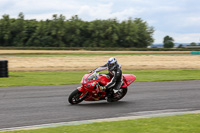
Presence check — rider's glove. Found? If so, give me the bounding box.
[100,86,106,91]
[88,70,94,73]
[88,70,92,73]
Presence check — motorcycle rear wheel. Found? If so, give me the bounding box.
[108,87,128,102]
[117,87,128,101]
[68,89,85,104]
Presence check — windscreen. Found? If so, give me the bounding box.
[87,73,98,81]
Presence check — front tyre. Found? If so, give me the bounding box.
[68,89,85,105]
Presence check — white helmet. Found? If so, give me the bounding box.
[107,57,118,71]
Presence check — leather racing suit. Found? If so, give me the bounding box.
[93,63,123,90]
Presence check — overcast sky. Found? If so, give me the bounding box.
[0,0,200,44]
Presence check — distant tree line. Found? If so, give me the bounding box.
[189,42,200,46]
[163,35,200,48]
[0,13,155,48]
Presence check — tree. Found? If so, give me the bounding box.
[163,35,174,48]
[12,12,27,46]
[190,42,197,46]
[50,14,66,47]
[118,18,137,47]
[24,19,38,46]
[0,14,12,46]
[134,18,154,48]
[178,44,183,48]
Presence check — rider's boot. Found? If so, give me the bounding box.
[106,89,114,102]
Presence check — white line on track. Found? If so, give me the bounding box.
[1,109,200,132]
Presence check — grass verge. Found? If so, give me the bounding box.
[0,69,200,87]
[2,113,200,133]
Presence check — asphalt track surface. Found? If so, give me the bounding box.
[0,80,200,129]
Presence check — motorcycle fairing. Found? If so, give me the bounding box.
[77,72,136,101]
[121,74,136,88]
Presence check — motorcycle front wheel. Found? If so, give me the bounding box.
[68,89,85,105]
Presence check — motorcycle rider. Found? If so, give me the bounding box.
[92,57,123,102]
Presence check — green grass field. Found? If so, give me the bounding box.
[2,113,200,133]
[0,69,200,87]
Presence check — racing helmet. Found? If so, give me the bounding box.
[107,57,118,71]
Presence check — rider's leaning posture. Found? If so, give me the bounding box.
[92,57,123,101]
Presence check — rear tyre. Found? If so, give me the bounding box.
[116,87,128,101]
[68,89,85,105]
[107,87,128,102]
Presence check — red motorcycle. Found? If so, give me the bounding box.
[68,71,136,104]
